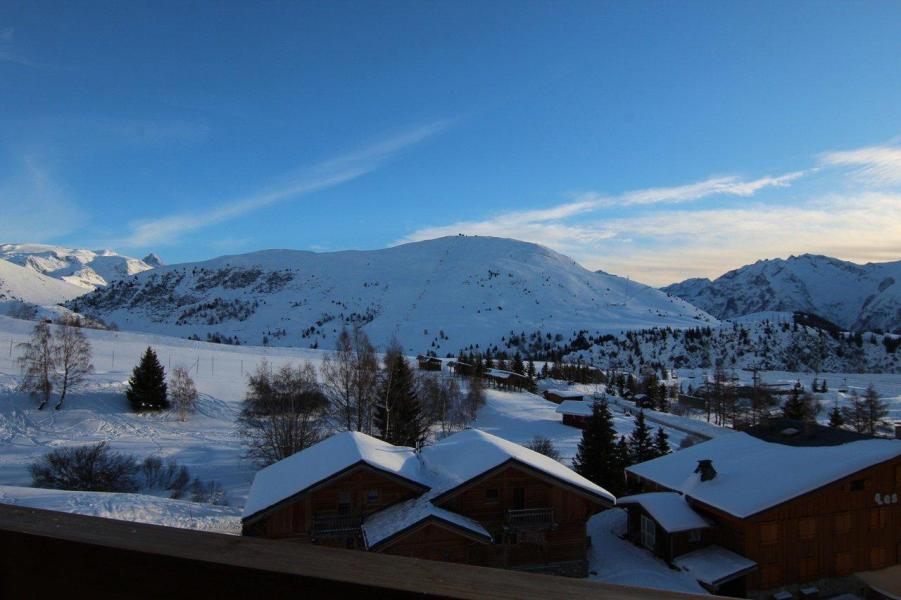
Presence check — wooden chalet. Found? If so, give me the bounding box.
[623,429,901,595]
[417,355,443,371]
[484,369,533,392]
[447,361,474,376]
[543,389,584,404]
[242,429,615,576]
[555,400,593,429]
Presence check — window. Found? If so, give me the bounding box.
[640,515,656,551]
[366,489,379,504]
[850,478,867,491]
[835,552,853,576]
[834,512,852,534]
[485,488,499,502]
[338,491,351,515]
[760,521,779,545]
[799,517,816,540]
[869,507,887,530]
[512,487,525,510]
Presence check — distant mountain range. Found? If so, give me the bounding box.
[0,244,157,291]
[65,236,714,352]
[662,254,900,333]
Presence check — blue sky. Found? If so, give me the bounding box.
[1,1,900,285]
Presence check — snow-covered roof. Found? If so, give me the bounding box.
[617,492,711,533]
[555,399,593,417]
[423,429,615,504]
[626,432,901,518]
[243,431,428,520]
[673,545,757,587]
[362,494,492,549]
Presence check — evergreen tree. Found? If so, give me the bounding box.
[654,427,670,457]
[374,342,426,448]
[782,381,806,420]
[614,435,632,488]
[572,400,624,496]
[828,402,845,428]
[511,352,525,375]
[126,347,169,412]
[629,410,656,463]
[526,358,537,379]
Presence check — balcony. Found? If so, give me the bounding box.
[505,508,556,531]
[311,514,362,539]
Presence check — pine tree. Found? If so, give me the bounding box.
[374,342,426,448]
[526,359,536,379]
[511,352,525,375]
[654,427,670,457]
[629,410,656,463]
[782,381,806,420]
[126,347,169,412]
[828,403,845,428]
[572,400,624,495]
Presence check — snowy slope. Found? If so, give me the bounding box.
[0,243,155,291]
[662,254,901,333]
[0,258,86,308]
[69,235,714,353]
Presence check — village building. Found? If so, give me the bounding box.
[622,426,901,596]
[447,360,474,376]
[483,368,533,392]
[242,429,614,576]
[543,389,584,404]
[555,399,593,429]
[416,355,443,371]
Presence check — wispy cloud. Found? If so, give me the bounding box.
[0,156,86,241]
[117,121,450,247]
[0,27,44,69]
[821,143,901,185]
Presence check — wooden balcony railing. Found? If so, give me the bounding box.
[311,514,362,539]
[0,504,725,599]
[505,507,556,531]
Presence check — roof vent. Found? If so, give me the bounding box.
[695,459,717,482]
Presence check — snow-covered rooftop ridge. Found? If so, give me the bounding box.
[361,493,491,549]
[422,428,616,504]
[545,389,585,397]
[555,399,594,417]
[242,431,427,519]
[626,432,901,518]
[673,545,757,587]
[617,492,711,533]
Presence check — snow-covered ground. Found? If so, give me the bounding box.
[0,485,241,533]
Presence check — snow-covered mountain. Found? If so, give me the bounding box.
[68,236,715,352]
[0,244,156,291]
[661,255,901,333]
[0,258,86,306]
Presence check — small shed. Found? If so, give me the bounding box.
[543,389,584,404]
[555,400,594,429]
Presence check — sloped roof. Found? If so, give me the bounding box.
[423,429,615,504]
[362,493,491,549]
[626,432,901,518]
[617,492,711,533]
[545,389,584,398]
[555,399,593,417]
[243,431,428,520]
[674,545,757,588]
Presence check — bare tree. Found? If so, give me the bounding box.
[526,435,561,461]
[17,321,55,410]
[320,327,380,433]
[239,360,327,465]
[51,316,94,410]
[169,366,199,422]
[463,376,485,421]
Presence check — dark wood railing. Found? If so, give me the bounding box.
[312,514,362,538]
[506,507,555,531]
[0,504,723,599]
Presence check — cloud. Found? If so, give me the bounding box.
[0,156,86,241]
[821,143,901,185]
[117,121,450,247]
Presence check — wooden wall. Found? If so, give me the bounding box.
[435,463,606,567]
[380,522,478,564]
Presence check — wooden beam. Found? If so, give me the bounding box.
[0,504,721,599]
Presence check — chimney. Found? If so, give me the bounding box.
[695,459,717,482]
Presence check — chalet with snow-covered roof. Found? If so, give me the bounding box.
[543,389,584,404]
[623,430,901,595]
[242,429,614,576]
[555,399,593,429]
[484,369,533,392]
[416,355,443,371]
[447,360,474,376]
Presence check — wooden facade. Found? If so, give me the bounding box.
[242,462,427,548]
[561,413,590,429]
[417,356,443,371]
[544,390,584,404]
[628,455,901,593]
